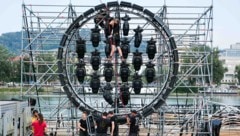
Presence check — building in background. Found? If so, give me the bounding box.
[219,43,240,84]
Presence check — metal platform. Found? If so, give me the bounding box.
[0,101,31,136]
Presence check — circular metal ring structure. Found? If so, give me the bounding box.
[57,1,178,118]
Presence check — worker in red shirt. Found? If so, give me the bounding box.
[32,113,47,136]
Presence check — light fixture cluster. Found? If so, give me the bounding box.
[75,12,158,106]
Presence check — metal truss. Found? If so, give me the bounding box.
[20,1,228,136]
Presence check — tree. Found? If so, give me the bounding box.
[0,31,21,55]
[235,65,240,84]
[180,46,226,87]
[212,48,227,85]
[0,45,13,82]
[35,53,57,82]
[9,60,21,83]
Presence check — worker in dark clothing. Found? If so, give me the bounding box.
[107,18,124,61]
[78,111,88,136]
[108,111,119,136]
[127,110,139,136]
[96,112,110,136]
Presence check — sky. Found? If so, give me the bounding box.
[0,0,239,49]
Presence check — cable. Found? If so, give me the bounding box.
[23,4,41,113]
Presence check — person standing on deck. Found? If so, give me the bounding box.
[127,110,139,136]
[108,111,119,136]
[78,111,88,136]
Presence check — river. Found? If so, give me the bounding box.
[1,92,240,106]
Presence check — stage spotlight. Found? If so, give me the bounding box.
[120,61,130,82]
[146,37,156,59]
[76,37,86,59]
[120,84,130,105]
[103,83,113,105]
[91,25,101,47]
[90,49,101,71]
[120,38,130,59]
[104,62,113,82]
[75,60,86,83]
[132,73,142,94]
[145,61,155,83]
[132,49,143,71]
[90,72,100,94]
[133,25,143,48]
[121,14,131,36]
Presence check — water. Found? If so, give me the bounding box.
[0,92,239,106]
[212,94,240,106]
[0,92,21,100]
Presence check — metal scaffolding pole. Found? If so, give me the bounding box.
[20,1,222,135]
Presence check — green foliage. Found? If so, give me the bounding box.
[174,86,198,93]
[0,31,60,55]
[180,46,226,90]
[9,61,21,82]
[0,87,20,92]
[0,45,14,82]
[0,45,21,83]
[0,32,21,55]
[235,65,240,84]
[35,53,57,81]
[21,53,57,83]
[212,48,227,84]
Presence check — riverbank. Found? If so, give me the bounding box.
[0,86,54,92]
[0,87,21,92]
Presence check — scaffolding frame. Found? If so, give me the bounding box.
[21,1,239,136]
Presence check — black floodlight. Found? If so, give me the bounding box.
[145,61,155,83]
[90,49,101,71]
[146,37,157,59]
[76,37,86,59]
[90,72,100,94]
[103,83,113,105]
[120,38,130,59]
[132,49,143,71]
[121,14,131,36]
[103,62,113,82]
[75,61,86,83]
[91,25,101,47]
[132,73,142,94]
[120,84,130,105]
[120,61,130,82]
[134,25,143,48]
